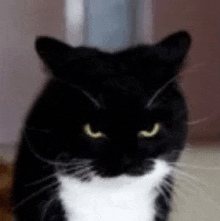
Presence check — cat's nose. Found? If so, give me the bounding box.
[121,153,135,169]
[122,154,132,165]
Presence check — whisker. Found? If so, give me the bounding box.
[60,161,92,170]
[172,182,217,219]
[173,169,218,199]
[25,127,53,133]
[170,162,220,171]
[13,182,58,211]
[59,158,93,168]
[173,167,220,194]
[145,76,177,108]
[172,188,189,199]
[41,196,57,221]
[171,164,220,216]
[162,178,173,190]
[187,111,219,125]
[184,62,207,73]
[68,159,93,166]
[175,175,220,212]
[25,168,75,187]
[63,164,91,171]
[174,174,201,195]
[24,129,93,168]
[79,171,96,181]
[157,185,171,205]
[23,131,73,167]
[25,174,57,187]
[72,166,94,177]
[174,109,187,121]
[172,167,209,186]
[26,160,93,187]
[25,162,93,187]
[51,75,101,109]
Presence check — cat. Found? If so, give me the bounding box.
[13,31,191,221]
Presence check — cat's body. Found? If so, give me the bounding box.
[13,31,191,221]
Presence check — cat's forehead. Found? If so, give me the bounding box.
[98,76,145,110]
[102,75,145,95]
[97,71,169,110]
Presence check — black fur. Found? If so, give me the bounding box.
[13,31,191,221]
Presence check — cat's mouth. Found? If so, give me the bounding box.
[91,156,155,178]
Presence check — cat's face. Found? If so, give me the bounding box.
[25,31,191,179]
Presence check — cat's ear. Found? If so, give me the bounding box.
[154,31,191,64]
[35,36,75,71]
[35,36,102,75]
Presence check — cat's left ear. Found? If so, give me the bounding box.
[154,31,191,64]
[35,36,75,71]
[35,36,99,72]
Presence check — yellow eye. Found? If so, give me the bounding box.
[138,123,161,138]
[83,123,105,139]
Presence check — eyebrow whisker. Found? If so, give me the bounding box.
[145,76,177,109]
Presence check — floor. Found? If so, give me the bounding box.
[0,141,219,221]
[170,142,220,221]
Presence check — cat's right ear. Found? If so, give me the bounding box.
[154,31,191,64]
[35,36,74,71]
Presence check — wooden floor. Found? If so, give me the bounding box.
[0,161,14,221]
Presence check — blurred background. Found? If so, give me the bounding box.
[0,0,219,220]
[0,0,219,144]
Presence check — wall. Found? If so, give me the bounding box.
[0,0,154,144]
[0,0,219,144]
[153,0,220,141]
[0,0,66,143]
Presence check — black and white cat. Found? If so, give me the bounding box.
[13,31,191,221]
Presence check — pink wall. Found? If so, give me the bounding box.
[0,0,65,143]
[0,0,219,143]
[153,0,220,141]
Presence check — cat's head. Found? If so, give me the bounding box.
[24,31,191,178]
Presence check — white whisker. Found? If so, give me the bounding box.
[184,62,207,73]
[173,165,220,212]
[157,185,171,205]
[72,166,93,177]
[24,131,74,167]
[26,160,93,187]
[170,162,220,171]
[13,182,58,210]
[187,111,219,125]
[25,174,57,187]
[174,174,200,195]
[146,76,177,108]
[41,196,57,221]
[52,76,101,108]
[175,175,220,212]
[173,165,220,192]
[172,167,208,186]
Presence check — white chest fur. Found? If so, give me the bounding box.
[58,160,171,221]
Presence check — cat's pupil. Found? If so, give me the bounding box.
[138,123,161,138]
[84,122,161,139]
[83,123,105,139]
